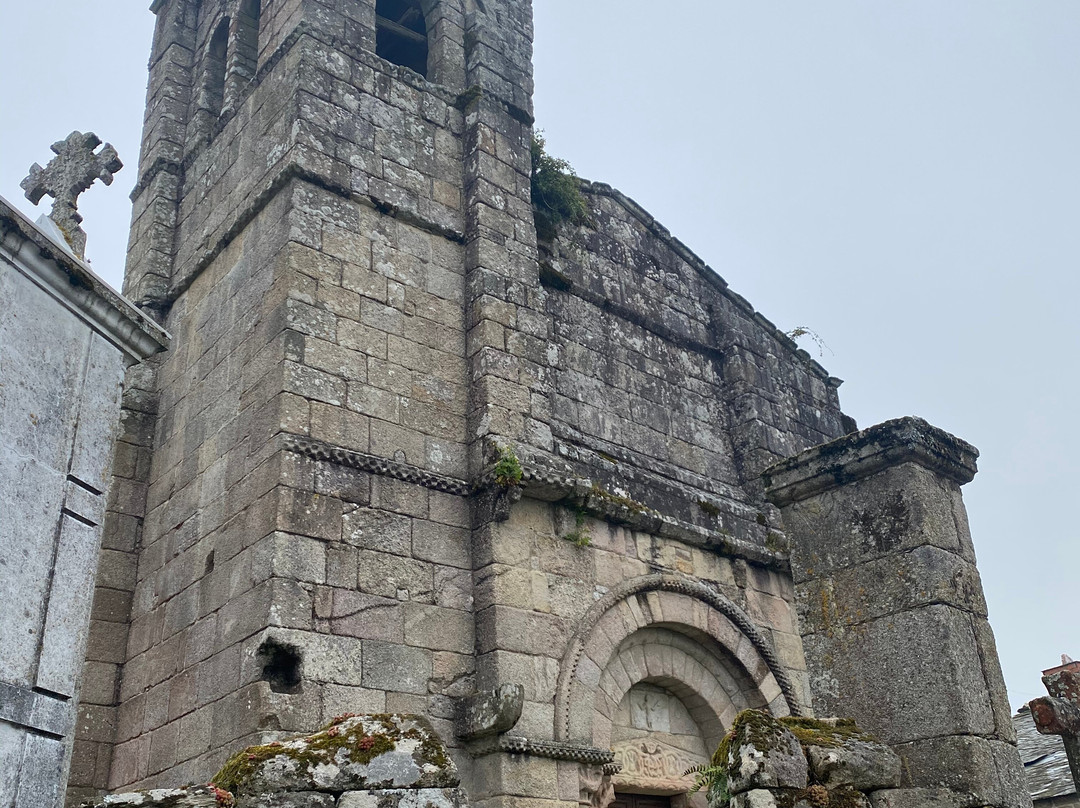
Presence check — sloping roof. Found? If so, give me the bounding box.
[1015,708,1076,801]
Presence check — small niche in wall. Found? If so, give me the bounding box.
[257,638,303,694]
[376,0,429,77]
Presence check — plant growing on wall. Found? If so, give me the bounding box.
[493,444,523,488]
[531,132,590,241]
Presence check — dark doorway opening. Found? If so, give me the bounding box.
[611,795,673,808]
[376,0,429,77]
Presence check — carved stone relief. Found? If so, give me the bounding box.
[611,738,701,793]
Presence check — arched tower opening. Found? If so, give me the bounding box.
[202,17,230,120]
[376,0,430,77]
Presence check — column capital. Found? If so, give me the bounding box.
[763,416,979,507]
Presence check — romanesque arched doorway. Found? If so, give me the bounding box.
[557,574,805,807]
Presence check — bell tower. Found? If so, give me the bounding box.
[71,0,542,799]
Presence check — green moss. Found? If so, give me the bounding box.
[454,85,483,110]
[698,499,722,517]
[493,445,523,488]
[589,484,651,515]
[531,133,589,241]
[779,716,873,749]
[211,714,444,797]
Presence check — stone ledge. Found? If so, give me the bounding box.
[0,196,170,362]
[763,417,979,507]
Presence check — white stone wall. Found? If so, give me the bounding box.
[0,200,167,808]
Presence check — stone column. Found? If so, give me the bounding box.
[763,417,1030,808]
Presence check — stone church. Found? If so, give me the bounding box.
[11,0,1043,806]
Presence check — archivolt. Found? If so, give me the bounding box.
[554,573,806,743]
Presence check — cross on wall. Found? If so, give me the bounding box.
[1030,657,1080,791]
[20,130,123,259]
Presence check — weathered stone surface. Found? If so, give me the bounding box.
[456,684,524,740]
[725,711,809,795]
[338,788,467,808]
[766,420,1030,807]
[868,788,965,808]
[21,130,123,257]
[891,735,1027,808]
[730,790,777,808]
[237,792,336,808]
[805,738,901,791]
[0,197,166,808]
[212,714,458,796]
[88,785,217,808]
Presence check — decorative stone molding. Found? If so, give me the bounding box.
[515,466,790,571]
[282,434,470,496]
[555,573,805,744]
[470,735,618,765]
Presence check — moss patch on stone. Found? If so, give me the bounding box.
[778,716,874,749]
[210,713,449,797]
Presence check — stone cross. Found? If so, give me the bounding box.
[1029,657,1080,790]
[20,131,123,259]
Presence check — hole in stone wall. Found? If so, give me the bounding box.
[257,639,303,694]
[204,550,215,575]
[376,0,429,77]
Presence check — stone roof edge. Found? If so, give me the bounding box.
[0,195,171,362]
[578,179,840,387]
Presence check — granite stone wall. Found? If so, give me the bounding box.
[70,0,1020,806]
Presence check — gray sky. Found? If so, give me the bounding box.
[1,1,1075,712]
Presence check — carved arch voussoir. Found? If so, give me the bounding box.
[554,573,805,742]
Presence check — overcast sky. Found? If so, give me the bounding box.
[1,2,1075,713]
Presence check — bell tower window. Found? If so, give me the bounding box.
[376,0,429,78]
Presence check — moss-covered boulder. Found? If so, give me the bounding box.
[722,711,809,795]
[211,714,458,798]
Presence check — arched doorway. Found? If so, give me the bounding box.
[558,574,805,808]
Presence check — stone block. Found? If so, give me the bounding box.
[238,793,336,808]
[805,737,901,791]
[262,629,365,687]
[362,640,432,694]
[795,545,987,637]
[802,605,996,745]
[403,604,473,653]
[344,507,413,555]
[725,711,808,794]
[730,790,777,808]
[358,550,433,603]
[891,735,1030,808]
[868,789,966,808]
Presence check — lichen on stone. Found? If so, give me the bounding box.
[777,717,871,750]
[210,713,457,797]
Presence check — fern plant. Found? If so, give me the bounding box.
[684,763,730,807]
